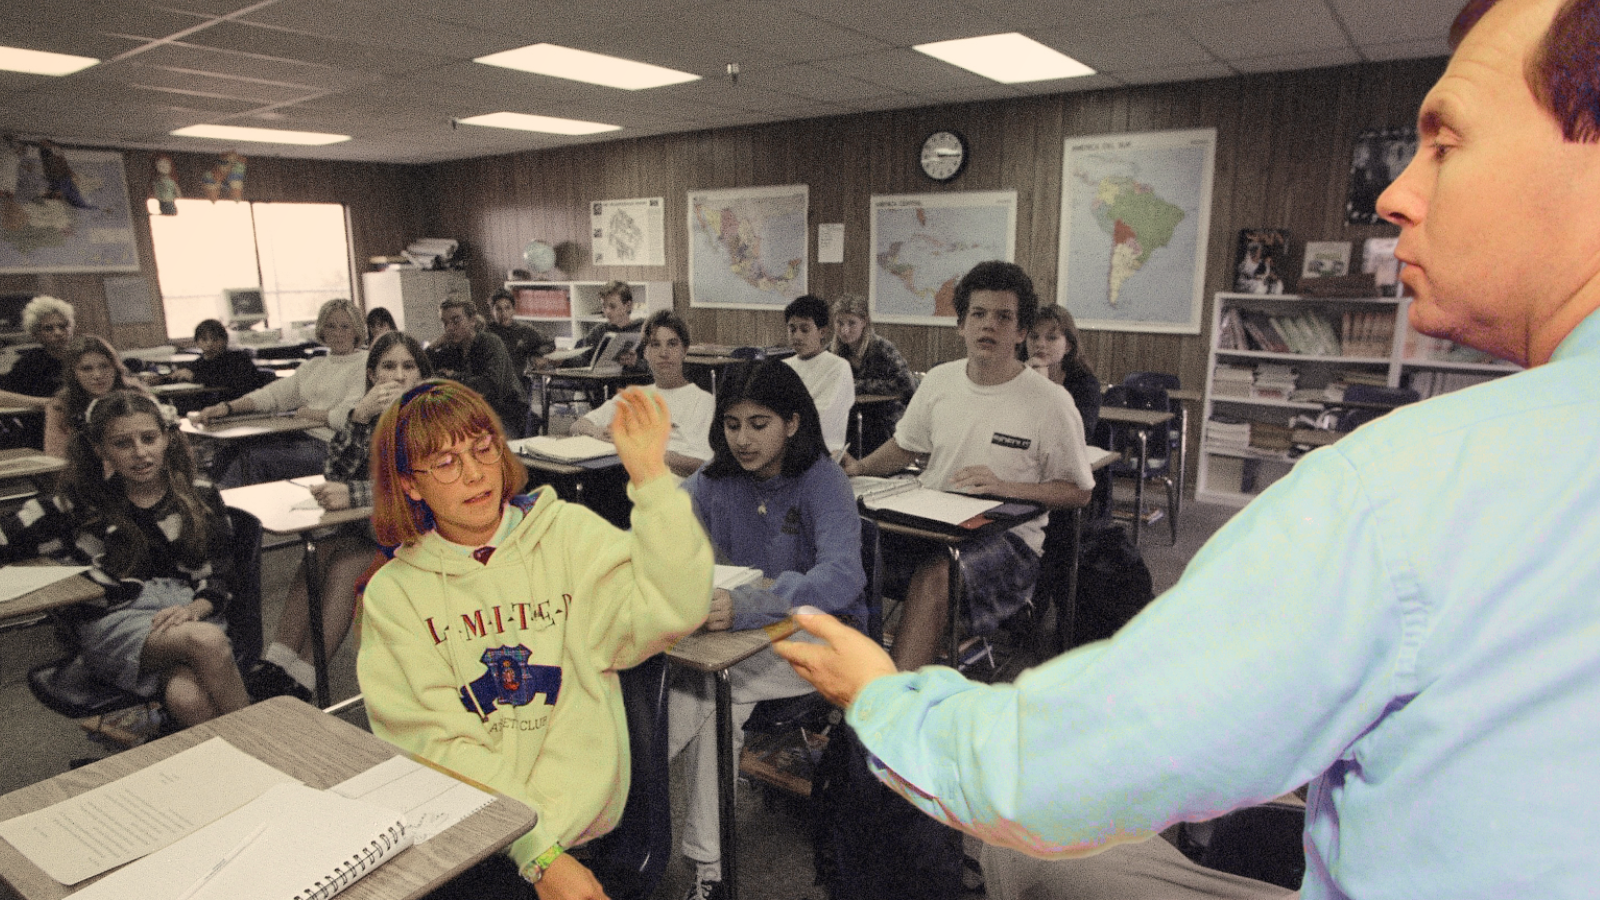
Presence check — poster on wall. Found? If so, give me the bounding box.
[1056,128,1215,334]
[1345,126,1417,225]
[687,184,807,309]
[590,197,665,266]
[0,148,140,274]
[869,191,1016,326]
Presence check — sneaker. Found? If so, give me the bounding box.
[246,660,313,703]
[683,874,725,900]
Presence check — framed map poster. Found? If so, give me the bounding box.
[869,191,1017,326]
[687,184,807,309]
[0,148,140,274]
[591,196,665,266]
[1056,128,1215,334]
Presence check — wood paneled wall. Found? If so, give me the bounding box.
[425,57,1445,392]
[0,150,426,349]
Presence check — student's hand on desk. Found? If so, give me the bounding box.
[611,387,670,485]
[150,600,211,636]
[298,407,330,424]
[310,481,351,511]
[949,464,1004,495]
[773,611,897,709]
[534,853,609,900]
[194,402,229,423]
[706,588,733,631]
[172,367,195,382]
[352,381,402,423]
[136,370,162,385]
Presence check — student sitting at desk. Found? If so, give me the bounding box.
[428,294,529,439]
[43,336,154,459]
[488,287,557,377]
[1025,304,1100,442]
[247,332,432,702]
[782,294,855,458]
[358,379,712,899]
[572,281,647,374]
[671,359,866,900]
[0,295,75,412]
[844,262,1095,671]
[142,319,272,402]
[192,298,369,484]
[570,310,713,478]
[366,306,397,342]
[828,293,915,455]
[1,390,248,728]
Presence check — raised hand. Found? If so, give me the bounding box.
[610,387,670,486]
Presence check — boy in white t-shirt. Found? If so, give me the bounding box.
[572,310,714,477]
[782,294,855,457]
[845,262,1096,670]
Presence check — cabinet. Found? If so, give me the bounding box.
[360,270,469,347]
[502,280,673,346]
[1196,292,1520,506]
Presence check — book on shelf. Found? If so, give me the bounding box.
[509,435,617,463]
[1239,312,1290,353]
[1218,308,1246,350]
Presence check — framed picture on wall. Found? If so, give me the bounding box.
[1056,128,1216,334]
[868,190,1017,326]
[687,184,808,310]
[0,148,140,274]
[1346,126,1417,225]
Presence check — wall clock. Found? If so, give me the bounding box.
[920,130,969,182]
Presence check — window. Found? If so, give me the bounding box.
[146,199,354,341]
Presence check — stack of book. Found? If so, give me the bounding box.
[1340,310,1396,357]
[1212,364,1255,398]
[1251,364,1300,400]
[1408,370,1499,398]
[1217,308,1247,351]
[1204,417,1252,452]
[1249,422,1294,453]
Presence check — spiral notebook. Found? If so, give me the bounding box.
[69,782,411,900]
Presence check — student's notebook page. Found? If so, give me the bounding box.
[852,476,999,525]
[510,435,616,462]
[713,565,763,591]
[332,755,496,843]
[0,737,296,884]
[70,782,411,900]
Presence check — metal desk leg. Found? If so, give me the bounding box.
[1058,507,1083,657]
[945,545,964,667]
[854,407,864,458]
[540,373,553,436]
[303,535,331,709]
[715,669,739,900]
[1132,429,1149,545]
[1174,403,1187,537]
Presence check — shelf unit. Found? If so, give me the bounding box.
[1196,292,1404,507]
[503,280,672,345]
[1197,293,1523,507]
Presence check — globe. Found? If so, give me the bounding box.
[523,240,556,274]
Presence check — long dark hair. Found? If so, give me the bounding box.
[703,360,828,479]
[63,390,209,576]
[1025,305,1097,381]
[58,336,145,425]
[366,331,432,388]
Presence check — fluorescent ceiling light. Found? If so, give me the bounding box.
[170,124,350,145]
[475,43,699,90]
[456,112,621,136]
[914,33,1095,83]
[0,46,98,77]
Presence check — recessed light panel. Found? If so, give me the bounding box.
[456,112,622,136]
[0,46,98,77]
[475,43,699,90]
[171,125,350,145]
[914,33,1095,84]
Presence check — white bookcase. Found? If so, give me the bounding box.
[503,280,673,345]
[1196,292,1521,507]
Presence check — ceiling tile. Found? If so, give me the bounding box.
[1175,0,1350,61]
[1112,61,1237,85]
[799,0,1011,45]
[178,20,456,74]
[1035,15,1216,73]
[812,49,996,94]
[1229,46,1363,74]
[1361,39,1449,63]
[1329,0,1463,46]
[235,0,508,58]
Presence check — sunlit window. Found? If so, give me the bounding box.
[146,199,353,341]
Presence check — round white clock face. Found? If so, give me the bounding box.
[920,130,968,181]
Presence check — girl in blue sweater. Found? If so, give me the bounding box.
[670,360,866,900]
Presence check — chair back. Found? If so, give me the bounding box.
[860,515,883,644]
[582,654,672,900]
[1196,801,1307,890]
[1335,384,1420,431]
[225,506,265,673]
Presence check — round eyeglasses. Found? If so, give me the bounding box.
[408,437,503,484]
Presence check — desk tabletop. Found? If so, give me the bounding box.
[667,618,797,674]
[180,413,322,441]
[853,393,902,406]
[542,369,651,385]
[1098,407,1175,427]
[0,697,537,900]
[149,382,213,397]
[0,406,43,418]
[0,449,65,481]
[220,478,372,536]
[0,561,102,622]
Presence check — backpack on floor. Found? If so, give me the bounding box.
[811,719,963,900]
[1072,522,1156,647]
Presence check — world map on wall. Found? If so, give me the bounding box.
[1,149,140,273]
[1058,129,1215,333]
[687,185,807,308]
[869,191,1016,325]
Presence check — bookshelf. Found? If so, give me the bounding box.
[1197,292,1523,506]
[503,280,673,345]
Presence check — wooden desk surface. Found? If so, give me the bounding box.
[543,369,650,385]
[0,450,65,481]
[149,382,213,397]
[0,697,537,900]
[1168,388,1201,403]
[667,618,797,674]
[1098,407,1175,428]
[180,413,322,441]
[220,479,373,536]
[0,562,102,622]
[515,452,623,479]
[852,393,901,406]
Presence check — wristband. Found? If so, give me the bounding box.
[521,842,564,884]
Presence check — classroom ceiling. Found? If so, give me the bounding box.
[1,0,1458,165]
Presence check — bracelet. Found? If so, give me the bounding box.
[520,842,564,884]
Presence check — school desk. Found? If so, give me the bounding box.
[0,696,537,900]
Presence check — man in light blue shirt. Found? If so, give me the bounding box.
[776,0,1600,897]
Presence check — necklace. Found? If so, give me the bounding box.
[757,500,767,516]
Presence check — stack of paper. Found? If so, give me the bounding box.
[509,435,617,463]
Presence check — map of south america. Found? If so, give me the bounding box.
[1090,176,1185,306]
